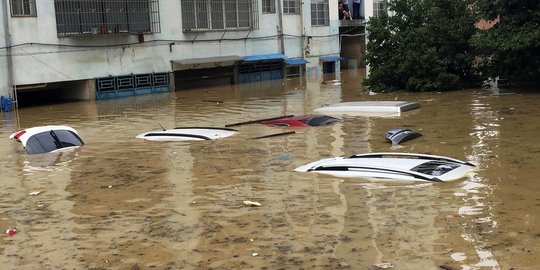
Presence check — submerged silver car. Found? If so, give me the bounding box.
[295,152,475,182]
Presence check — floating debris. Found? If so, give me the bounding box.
[202,100,224,104]
[5,228,17,237]
[373,262,393,269]
[384,128,422,145]
[243,201,262,207]
[322,80,341,85]
[252,252,258,257]
[28,191,42,196]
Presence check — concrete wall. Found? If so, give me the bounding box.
[0,0,340,93]
[364,0,375,76]
[304,0,341,79]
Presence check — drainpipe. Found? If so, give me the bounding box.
[300,0,305,57]
[300,0,306,78]
[2,0,15,102]
[277,0,285,54]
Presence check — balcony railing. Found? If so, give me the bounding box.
[339,19,366,27]
[54,0,160,37]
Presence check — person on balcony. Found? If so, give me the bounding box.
[339,1,352,20]
[352,0,364,20]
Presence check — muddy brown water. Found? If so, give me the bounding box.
[0,70,539,269]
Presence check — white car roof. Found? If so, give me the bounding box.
[295,153,475,182]
[10,125,79,145]
[136,127,237,141]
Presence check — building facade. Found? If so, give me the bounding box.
[0,0,347,102]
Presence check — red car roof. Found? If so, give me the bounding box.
[260,115,340,127]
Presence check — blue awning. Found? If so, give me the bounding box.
[243,53,287,62]
[320,56,346,62]
[285,58,310,65]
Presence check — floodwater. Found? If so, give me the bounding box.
[0,69,539,270]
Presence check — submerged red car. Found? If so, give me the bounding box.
[260,115,341,127]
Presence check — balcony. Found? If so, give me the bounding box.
[54,0,160,37]
[339,19,366,27]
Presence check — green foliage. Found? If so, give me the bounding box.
[363,0,480,92]
[471,0,540,82]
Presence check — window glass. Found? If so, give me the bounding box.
[262,0,275,13]
[25,130,83,154]
[182,0,258,32]
[25,132,60,154]
[284,0,300,14]
[410,161,460,176]
[306,116,340,126]
[10,0,37,17]
[53,130,84,148]
[373,0,386,17]
[311,1,328,26]
[54,0,160,36]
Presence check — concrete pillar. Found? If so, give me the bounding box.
[0,0,11,98]
[60,80,96,101]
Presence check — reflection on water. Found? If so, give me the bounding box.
[0,71,539,269]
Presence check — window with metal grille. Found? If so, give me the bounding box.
[239,61,282,74]
[10,0,36,17]
[54,0,161,37]
[311,0,328,26]
[96,73,169,92]
[286,66,300,77]
[181,0,259,32]
[283,0,299,14]
[373,0,386,17]
[262,0,275,13]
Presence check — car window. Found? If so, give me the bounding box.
[410,161,460,176]
[25,130,83,154]
[53,130,84,147]
[306,116,340,126]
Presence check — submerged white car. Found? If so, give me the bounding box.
[295,153,475,182]
[9,125,84,154]
[136,127,237,141]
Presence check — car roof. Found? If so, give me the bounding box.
[10,125,79,145]
[261,115,340,127]
[136,127,237,141]
[295,153,475,182]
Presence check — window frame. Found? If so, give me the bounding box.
[181,0,259,32]
[310,0,328,26]
[10,0,37,17]
[54,0,161,37]
[283,0,300,15]
[373,0,386,17]
[262,0,276,13]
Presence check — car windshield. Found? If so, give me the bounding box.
[25,130,84,154]
[410,161,460,176]
[303,116,340,126]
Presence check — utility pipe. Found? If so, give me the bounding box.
[2,0,15,101]
[277,0,285,54]
[300,0,305,58]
